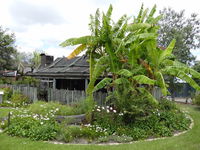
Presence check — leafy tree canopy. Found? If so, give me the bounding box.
[158,8,200,65]
[0,27,17,70]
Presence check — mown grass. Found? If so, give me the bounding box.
[0,104,200,150]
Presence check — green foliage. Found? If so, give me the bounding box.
[28,101,85,116]
[158,8,200,65]
[92,100,191,141]
[1,87,13,101]
[11,92,29,107]
[0,27,16,70]
[56,125,104,143]
[5,115,58,141]
[14,76,39,87]
[192,94,200,105]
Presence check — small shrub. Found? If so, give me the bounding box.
[4,109,59,141]
[192,94,200,105]
[14,76,39,87]
[1,87,13,101]
[159,99,177,111]
[56,125,102,143]
[11,92,29,107]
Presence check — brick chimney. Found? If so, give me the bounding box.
[40,53,54,68]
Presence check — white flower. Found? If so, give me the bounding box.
[1,121,5,125]
[110,107,113,110]
[106,109,110,113]
[119,113,123,116]
[96,108,101,112]
[106,106,110,109]
[113,110,117,113]
[40,122,44,125]
[101,106,105,110]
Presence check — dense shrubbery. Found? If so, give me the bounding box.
[192,94,200,105]
[91,99,191,141]
[0,87,30,107]
[11,92,29,107]
[14,76,39,87]
[4,108,59,141]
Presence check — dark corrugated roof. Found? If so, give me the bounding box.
[32,55,89,77]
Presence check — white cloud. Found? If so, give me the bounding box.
[0,0,199,59]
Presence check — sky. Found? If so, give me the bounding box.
[0,0,199,59]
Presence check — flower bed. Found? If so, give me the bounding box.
[0,99,192,144]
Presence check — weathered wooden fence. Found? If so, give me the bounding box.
[0,84,162,105]
[0,84,108,105]
[0,84,38,102]
[47,88,107,105]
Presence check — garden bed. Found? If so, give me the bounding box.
[0,100,192,144]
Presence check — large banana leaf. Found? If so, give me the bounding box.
[87,55,109,94]
[140,8,149,23]
[127,23,151,32]
[60,36,97,47]
[114,78,130,85]
[145,5,156,23]
[158,39,176,64]
[93,78,112,92]
[117,69,133,77]
[126,33,156,44]
[132,75,155,85]
[67,44,86,59]
[155,72,168,96]
[162,67,200,90]
[138,87,158,104]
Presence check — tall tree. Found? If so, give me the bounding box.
[0,27,17,70]
[158,8,200,65]
[158,8,200,99]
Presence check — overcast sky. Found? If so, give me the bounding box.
[0,0,199,59]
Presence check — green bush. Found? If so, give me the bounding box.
[159,99,177,111]
[4,109,59,141]
[56,125,102,143]
[192,94,200,105]
[11,92,29,107]
[14,76,39,87]
[2,87,13,101]
[92,100,191,142]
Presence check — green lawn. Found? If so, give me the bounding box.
[0,104,200,150]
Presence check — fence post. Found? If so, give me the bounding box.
[8,112,11,127]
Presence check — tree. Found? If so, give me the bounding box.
[30,51,41,71]
[14,50,41,73]
[158,8,200,65]
[0,27,17,70]
[158,8,200,99]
